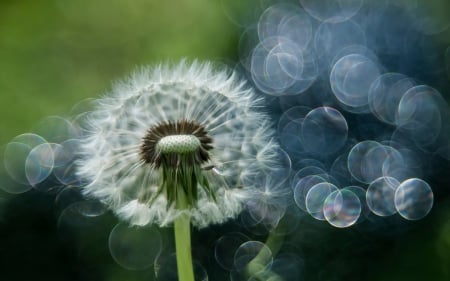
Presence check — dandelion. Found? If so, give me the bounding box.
[75,60,280,281]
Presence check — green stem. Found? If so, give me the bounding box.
[264,230,284,258]
[246,226,286,281]
[174,189,195,281]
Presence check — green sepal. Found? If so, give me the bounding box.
[155,153,215,209]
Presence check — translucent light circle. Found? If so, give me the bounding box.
[251,39,291,95]
[25,142,55,186]
[57,201,105,230]
[331,44,380,67]
[109,223,162,270]
[3,133,48,187]
[314,20,366,65]
[294,175,328,212]
[279,119,305,158]
[277,106,310,134]
[283,46,319,94]
[0,158,30,194]
[330,54,380,108]
[397,85,443,127]
[251,37,305,95]
[300,107,348,155]
[11,133,47,148]
[330,153,352,187]
[258,3,298,42]
[53,139,85,186]
[366,177,400,217]
[323,189,361,228]
[342,57,380,102]
[215,232,250,270]
[348,141,384,183]
[300,0,363,23]
[245,198,285,229]
[292,166,328,184]
[395,178,433,220]
[343,185,370,222]
[32,116,79,143]
[70,98,96,117]
[278,9,313,49]
[233,241,273,275]
[368,73,415,125]
[240,209,276,236]
[73,200,107,217]
[361,144,393,183]
[395,85,443,147]
[4,142,34,186]
[266,43,304,80]
[257,146,292,187]
[305,182,339,220]
[1,143,32,193]
[55,187,83,209]
[381,146,414,182]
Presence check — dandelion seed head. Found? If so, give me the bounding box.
[140,119,212,168]
[76,60,279,228]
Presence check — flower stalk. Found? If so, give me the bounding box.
[174,187,195,281]
[156,133,207,281]
[246,222,286,280]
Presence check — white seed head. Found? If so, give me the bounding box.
[76,60,281,228]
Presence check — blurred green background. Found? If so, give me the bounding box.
[0,0,239,144]
[0,1,450,281]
